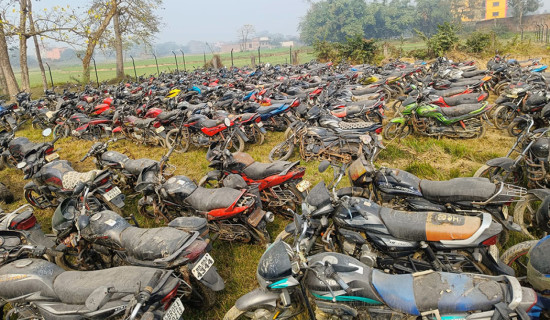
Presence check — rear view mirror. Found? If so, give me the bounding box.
[224,118,231,127]
[318,160,330,173]
[42,128,52,137]
[16,162,27,170]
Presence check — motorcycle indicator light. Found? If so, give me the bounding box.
[11,215,37,230]
[161,283,180,310]
[375,127,383,134]
[481,235,498,246]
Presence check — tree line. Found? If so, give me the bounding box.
[0,0,162,98]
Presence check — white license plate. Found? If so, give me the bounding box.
[296,180,311,192]
[103,186,121,201]
[163,297,184,320]
[156,126,165,133]
[191,253,214,280]
[257,122,264,127]
[45,153,60,162]
[46,111,54,119]
[104,126,112,132]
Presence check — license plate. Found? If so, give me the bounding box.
[103,186,121,202]
[45,153,59,162]
[46,111,54,119]
[104,126,112,131]
[257,122,264,127]
[191,253,214,280]
[296,180,311,192]
[156,126,165,133]
[163,297,184,320]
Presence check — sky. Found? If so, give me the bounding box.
[22,0,550,46]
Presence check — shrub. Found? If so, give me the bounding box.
[465,31,491,53]
[313,35,379,64]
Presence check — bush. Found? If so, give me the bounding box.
[409,48,431,60]
[465,31,492,53]
[414,22,459,58]
[313,40,339,62]
[313,35,379,64]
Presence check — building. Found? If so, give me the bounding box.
[485,0,507,19]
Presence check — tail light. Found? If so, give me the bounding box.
[11,215,37,230]
[291,100,300,108]
[161,283,180,310]
[375,127,383,134]
[46,147,54,154]
[482,235,498,246]
[185,240,208,262]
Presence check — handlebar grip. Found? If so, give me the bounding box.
[80,154,89,162]
[144,270,163,293]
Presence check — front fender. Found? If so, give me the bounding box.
[389,117,406,124]
[486,157,514,171]
[235,287,279,312]
[24,181,38,191]
[235,127,250,143]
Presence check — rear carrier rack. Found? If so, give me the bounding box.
[472,182,527,206]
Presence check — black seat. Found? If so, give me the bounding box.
[157,110,180,121]
[256,105,282,114]
[242,161,296,180]
[185,186,244,212]
[199,118,221,128]
[372,270,504,314]
[379,207,429,241]
[439,104,485,118]
[529,237,550,274]
[419,177,496,203]
[462,69,486,78]
[54,265,172,304]
[433,87,465,97]
[123,158,158,175]
[120,226,190,260]
[442,94,480,106]
[134,118,154,128]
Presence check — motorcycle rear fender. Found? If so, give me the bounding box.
[389,117,406,124]
[194,265,225,291]
[526,188,550,201]
[235,288,279,311]
[486,157,514,171]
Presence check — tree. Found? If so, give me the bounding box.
[0,13,20,97]
[238,24,255,52]
[507,0,541,27]
[27,0,48,90]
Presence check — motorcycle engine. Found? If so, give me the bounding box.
[359,243,377,267]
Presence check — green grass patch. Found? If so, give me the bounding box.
[404,160,438,178]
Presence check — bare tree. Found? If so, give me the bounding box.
[508,0,542,27]
[27,0,47,90]
[238,24,255,52]
[0,13,20,97]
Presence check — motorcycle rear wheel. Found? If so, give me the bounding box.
[166,128,190,153]
[383,122,410,140]
[24,189,51,209]
[187,279,217,310]
[513,194,546,239]
[226,133,245,153]
[500,240,538,279]
[53,124,68,139]
[473,164,522,185]
[492,105,516,129]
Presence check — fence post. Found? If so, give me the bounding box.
[258,47,261,64]
[45,62,53,88]
[231,48,234,68]
[172,51,179,72]
[520,26,524,41]
[203,52,206,67]
[546,24,549,43]
[130,55,138,81]
[289,46,292,65]
[91,56,99,87]
[152,53,160,75]
[180,50,186,72]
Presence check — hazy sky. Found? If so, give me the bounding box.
[25,0,550,45]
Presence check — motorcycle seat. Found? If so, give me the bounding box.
[351,86,379,95]
[438,103,484,118]
[9,137,39,158]
[199,118,222,128]
[101,150,129,164]
[441,94,480,106]
[462,69,486,78]
[157,110,180,121]
[433,87,465,97]
[134,118,154,128]
[419,177,496,203]
[256,104,283,114]
[379,208,481,241]
[371,269,504,315]
[122,158,158,175]
[54,265,173,304]
[449,79,482,88]
[120,226,190,260]
[186,186,244,212]
[242,160,297,180]
[61,169,104,190]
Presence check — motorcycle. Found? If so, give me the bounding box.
[0,236,186,320]
[199,141,309,216]
[51,178,224,308]
[341,155,526,238]
[224,217,539,320]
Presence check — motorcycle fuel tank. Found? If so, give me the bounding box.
[374,169,422,197]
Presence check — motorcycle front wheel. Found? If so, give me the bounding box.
[165,128,190,153]
[499,240,538,279]
[383,122,410,140]
[268,139,295,162]
[513,194,545,239]
[492,105,516,129]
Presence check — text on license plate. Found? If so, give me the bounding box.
[103,186,121,202]
[156,126,165,133]
[191,253,214,280]
[163,297,184,320]
[45,153,60,162]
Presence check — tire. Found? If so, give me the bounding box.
[166,128,189,153]
[492,105,516,129]
[53,124,68,139]
[1,155,16,169]
[0,183,14,204]
[500,240,539,278]
[251,220,271,245]
[507,120,528,137]
[224,306,247,320]
[187,279,217,310]
[383,122,410,140]
[391,100,403,114]
[227,134,245,153]
[268,140,295,162]
[473,164,521,184]
[513,194,544,239]
[250,126,265,146]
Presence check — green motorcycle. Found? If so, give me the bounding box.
[384,97,491,139]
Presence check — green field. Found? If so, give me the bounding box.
[25,47,316,88]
